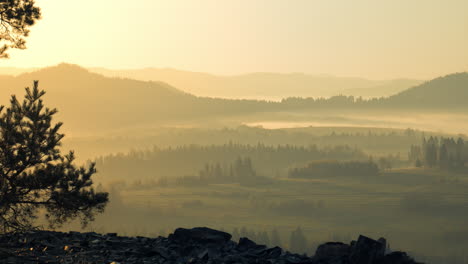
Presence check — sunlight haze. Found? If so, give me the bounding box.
[3,0,468,79]
[2,1,468,263]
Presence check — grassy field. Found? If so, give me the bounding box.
[62,167,468,263]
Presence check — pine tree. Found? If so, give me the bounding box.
[232,227,240,241]
[424,137,438,167]
[271,228,282,247]
[415,158,422,168]
[456,138,464,167]
[439,144,448,168]
[257,230,270,246]
[0,81,108,232]
[0,0,41,58]
[240,226,248,238]
[289,227,308,254]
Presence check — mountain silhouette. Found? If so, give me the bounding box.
[1,64,466,135]
[386,72,468,108]
[89,67,421,100]
[0,64,275,134]
[0,64,201,134]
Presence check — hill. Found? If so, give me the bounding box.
[1,64,466,136]
[0,64,200,134]
[1,66,422,100]
[385,72,468,108]
[341,79,421,98]
[0,64,277,135]
[89,67,421,100]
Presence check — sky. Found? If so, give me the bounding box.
[2,0,468,79]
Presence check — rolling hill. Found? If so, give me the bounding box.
[386,72,468,108]
[0,64,277,135]
[0,64,204,134]
[1,64,466,137]
[89,67,422,100]
[0,65,423,100]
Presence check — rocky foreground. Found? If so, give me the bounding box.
[0,227,421,264]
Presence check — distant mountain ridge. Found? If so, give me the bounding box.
[89,67,422,100]
[0,64,466,136]
[0,65,422,99]
[0,64,202,134]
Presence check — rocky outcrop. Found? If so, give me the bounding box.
[312,235,421,264]
[0,227,422,264]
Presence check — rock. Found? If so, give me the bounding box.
[375,251,422,264]
[169,227,232,245]
[0,247,13,257]
[314,242,350,263]
[349,235,386,264]
[0,228,421,264]
[266,246,283,258]
[237,237,258,251]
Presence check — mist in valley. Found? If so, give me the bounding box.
[1,65,464,263]
[1,1,468,263]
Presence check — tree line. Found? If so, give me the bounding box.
[174,157,273,186]
[408,137,467,169]
[289,160,380,179]
[95,143,367,181]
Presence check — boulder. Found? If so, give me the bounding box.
[375,251,423,264]
[237,237,259,251]
[349,235,386,264]
[314,242,350,263]
[168,227,232,245]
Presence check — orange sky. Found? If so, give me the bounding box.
[2,0,468,79]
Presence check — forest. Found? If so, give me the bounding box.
[94,143,367,182]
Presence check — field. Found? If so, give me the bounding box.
[70,167,468,263]
[53,125,468,263]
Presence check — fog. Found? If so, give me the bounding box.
[245,112,468,135]
[2,1,468,262]
[2,65,468,264]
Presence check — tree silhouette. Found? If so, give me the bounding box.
[271,228,282,247]
[0,0,41,58]
[0,81,108,232]
[289,226,308,254]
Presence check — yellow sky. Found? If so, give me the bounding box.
[2,0,468,79]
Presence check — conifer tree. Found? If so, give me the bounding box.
[232,227,240,241]
[439,144,448,168]
[0,0,41,58]
[271,228,282,247]
[258,230,270,246]
[456,138,464,167]
[0,81,108,232]
[289,226,308,254]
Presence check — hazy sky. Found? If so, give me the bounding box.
[3,0,468,79]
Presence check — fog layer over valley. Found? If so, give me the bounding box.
[2,64,468,264]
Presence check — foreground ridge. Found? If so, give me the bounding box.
[0,227,422,264]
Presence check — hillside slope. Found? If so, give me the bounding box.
[0,64,201,134]
[386,72,468,108]
[0,64,275,135]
